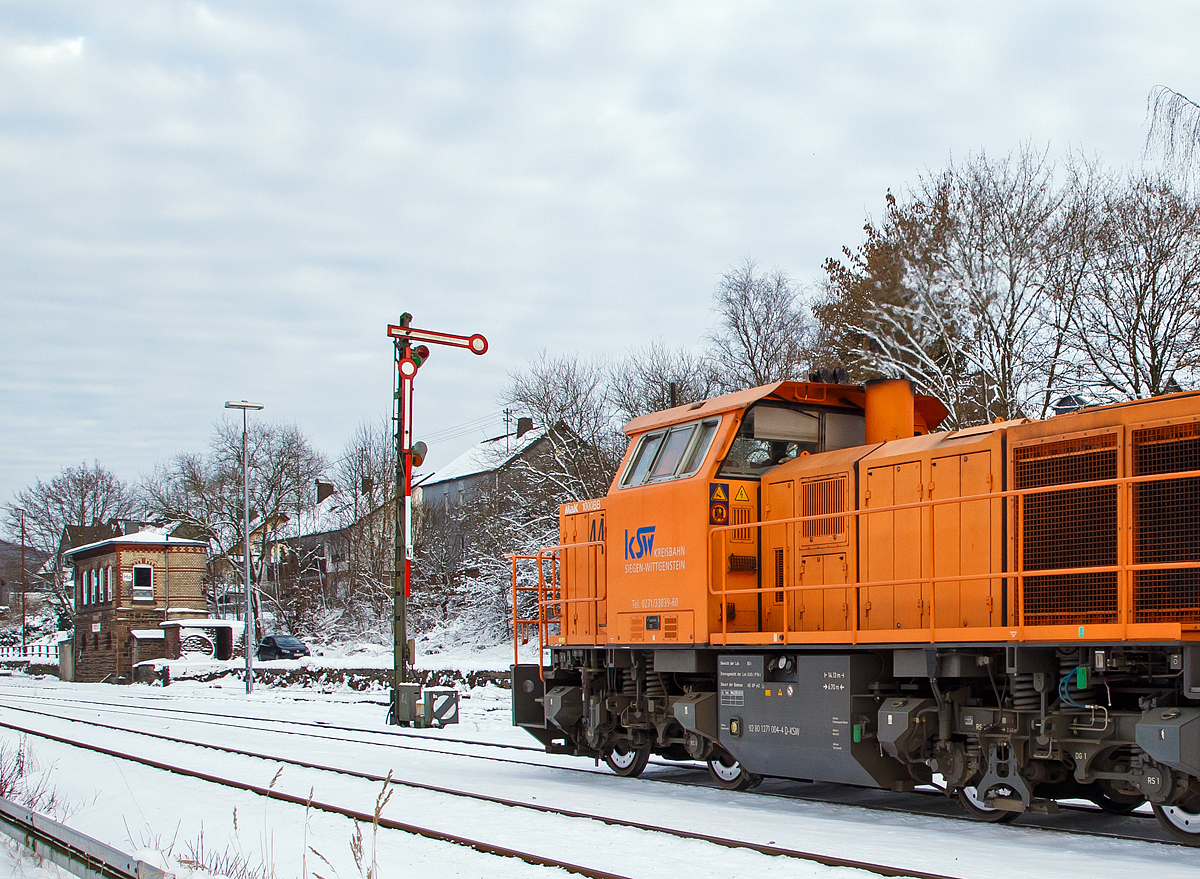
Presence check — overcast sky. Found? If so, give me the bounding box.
[0,2,1193,511]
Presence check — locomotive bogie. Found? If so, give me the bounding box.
[519,641,1200,822]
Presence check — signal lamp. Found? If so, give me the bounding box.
[412,344,431,367]
[412,441,428,467]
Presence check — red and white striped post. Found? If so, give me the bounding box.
[387,314,487,719]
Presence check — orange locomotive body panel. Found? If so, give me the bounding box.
[551,381,1200,650]
[751,425,1009,645]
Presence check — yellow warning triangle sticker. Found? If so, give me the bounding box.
[711,485,728,501]
[734,486,750,502]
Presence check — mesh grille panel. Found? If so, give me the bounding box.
[1015,435,1118,625]
[1133,422,1200,622]
[1024,573,1118,625]
[664,615,679,640]
[630,616,644,640]
[1134,423,1200,564]
[774,547,785,602]
[727,555,758,573]
[1013,435,1117,487]
[1133,570,1200,623]
[731,506,754,542]
[801,475,846,538]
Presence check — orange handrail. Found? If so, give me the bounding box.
[509,539,606,674]
[705,463,1200,643]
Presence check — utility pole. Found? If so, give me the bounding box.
[387,313,487,723]
[225,400,264,694]
[19,513,25,657]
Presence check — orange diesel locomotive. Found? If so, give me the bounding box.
[510,379,1200,842]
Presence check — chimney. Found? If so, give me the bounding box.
[517,417,534,438]
[864,378,916,444]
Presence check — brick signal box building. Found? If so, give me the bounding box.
[65,531,209,683]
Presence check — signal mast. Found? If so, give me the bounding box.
[387,313,488,725]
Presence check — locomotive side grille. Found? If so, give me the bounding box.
[731,506,754,542]
[1132,571,1200,623]
[801,475,846,539]
[728,554,758,573]
[630,615,644,641]
[774,547,785,603]
[1023,573,1119,626]
[1014,435,1118,626]
[1133,422,1200,622]
[663,615,678,641]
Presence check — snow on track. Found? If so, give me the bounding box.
[0,676,1195,878]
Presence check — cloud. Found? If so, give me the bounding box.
[9,35,83,65]
[0,0,1196,506]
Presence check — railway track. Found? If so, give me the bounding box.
[0,703,964,879]
[0,687,1170,844]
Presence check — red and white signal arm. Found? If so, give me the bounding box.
[388,324,488,355]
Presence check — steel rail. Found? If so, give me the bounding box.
[0,694,565,774]
[0,795,168,879]
[0,713,633,879]
[0,708,968,879]
[0,686,548,754]
[0,692,1168,839]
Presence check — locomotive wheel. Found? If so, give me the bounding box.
[605,741,651,778]
[1088,785,1146,815]
[1153,802,1200,845]
[707,753,761,791]
[956,786,1020,823]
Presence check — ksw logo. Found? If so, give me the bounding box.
[624,526,655,560]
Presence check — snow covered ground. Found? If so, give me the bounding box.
[155,635,532,684]
[0,671,1196,879]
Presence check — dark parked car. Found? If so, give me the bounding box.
[256,635,310,661]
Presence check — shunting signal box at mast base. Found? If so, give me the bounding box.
[510,377,1200,843]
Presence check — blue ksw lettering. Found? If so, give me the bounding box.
[624,526,656,560]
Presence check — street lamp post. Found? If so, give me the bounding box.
[225,400,264,694]
[0,506,26,658]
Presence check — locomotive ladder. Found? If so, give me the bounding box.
[509,540,605,675]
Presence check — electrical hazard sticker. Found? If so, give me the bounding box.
[734,486,750,502]
[710,483,729,526]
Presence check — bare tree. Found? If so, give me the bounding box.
[1073,174,1200,399]
[504,351,623,499]
[1147,86,1200,175]
[610,339,718,423]
[144,420,327,629]
[819,146,1097,426]
[5,461,142,612]
[327,418,397,634]
[707,260,815,391]
[4,462,143,557]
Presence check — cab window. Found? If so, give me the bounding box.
[717,405,865,479]
[621,418,720,487]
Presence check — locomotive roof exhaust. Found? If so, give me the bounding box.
[864,378,916,444]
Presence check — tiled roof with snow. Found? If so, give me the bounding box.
[64,525,208,558]
[419,427,548,488]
